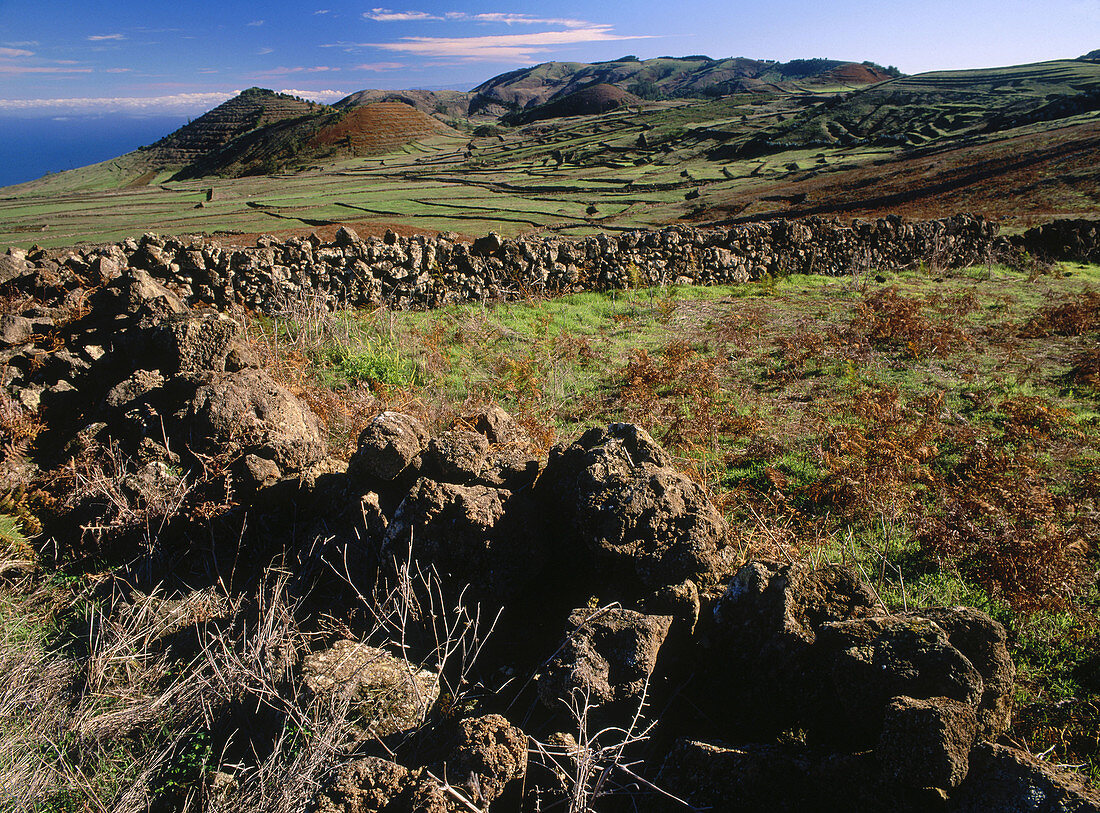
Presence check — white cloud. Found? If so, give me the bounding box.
[278,88,348,102]
[364,8,442,22]
[87,34,126,41]
[0,47,34,58]
[314,9,331,14]
[0,91,238,115]
[248,20,265,27]
[449,12,590,28]
[364,26,650,61]
[257,47,275,55]
[352,62,405,71]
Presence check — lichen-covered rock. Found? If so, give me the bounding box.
[819,615,985,745]
[877,695,977,790]
[950,743,1100,813]
[539,607,672,711]
[348,411,430,484]
[382,478,544,601]
[715,560,883,653]
[444,714,527,806]
[103,369,166,412]
[154,312,240,374]
[186,368,325,472]
[465,404,522,445]
[539,423,729,590]
[119,268,186,321]
[302,640,439,739]
[0,314,35,346]
[901,606,1014,739]
[313,757,453,813]
[424,429,489,483]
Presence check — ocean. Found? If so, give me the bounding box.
[0,115,191,189]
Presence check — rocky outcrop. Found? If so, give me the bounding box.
[186,368,327,475]
[877,695,978,790]
[538,423,730,593]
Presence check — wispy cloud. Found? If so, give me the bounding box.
[3,41,39,47]
[364,8,442,22]
[0,65,94,74]
[87,33,126,41]
[364,9,591,27]
[256,65,340,75]
[360,26,650,61]
[105,67,131,73]
[315,9,330,14]
[257,47,275,55]
[248,20,264,27]
[0,47,34,58]
[352,62,405,71]
[448,12,590,27]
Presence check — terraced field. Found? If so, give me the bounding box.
[2,59,1099,249]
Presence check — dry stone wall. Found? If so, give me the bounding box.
[6,215,1003,314]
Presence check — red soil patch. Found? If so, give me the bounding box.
[309,102,451,156]
[826,63,893,84]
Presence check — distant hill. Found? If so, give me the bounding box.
[469,55,897,114]
[147,88,324,168]
[333,88,472,120]
[172,101,453,179]
[723,59,1100,157]
[502,84,642,125]
[1082,49,1100,62]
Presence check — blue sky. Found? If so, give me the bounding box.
[1,0,1097,116]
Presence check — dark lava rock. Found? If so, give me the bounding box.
[382,478,545,601]
[424,429,489,483]
[348,411,430,485]
[443,714,527,807]
[877,695,977,790]
[950,743,1100,813]
[538,423,729,592]
[902,606,1015,739]
[539,607,672,711]
[820,615,985,746]
[186,368,325,473]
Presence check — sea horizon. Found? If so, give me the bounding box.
[0,114,191,189]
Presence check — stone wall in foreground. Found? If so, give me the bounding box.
[1,214,1015,312]
[10,215,1099,317]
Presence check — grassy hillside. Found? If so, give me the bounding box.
[470,55,895,113]
[729,60,1100,155]
[1,58,1098,248]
